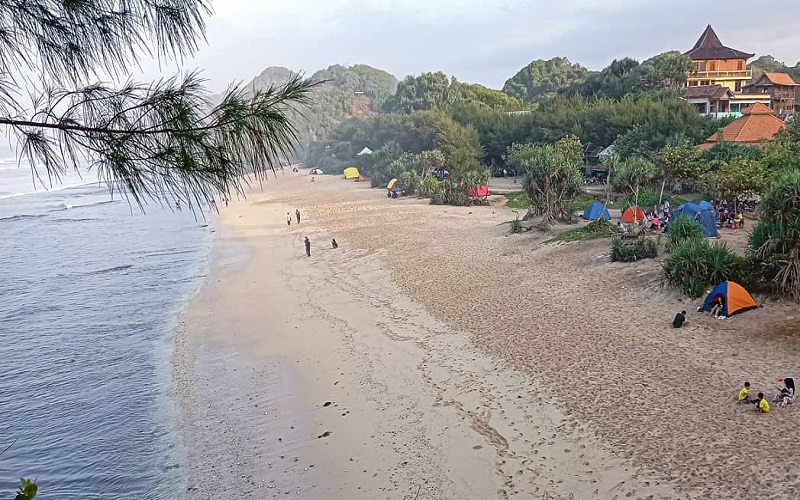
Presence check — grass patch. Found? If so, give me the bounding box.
[505,192,529,209]
[552,218,617,242]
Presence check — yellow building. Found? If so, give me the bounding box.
[684,25,754,92]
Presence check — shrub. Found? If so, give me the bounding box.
[417,176,440,198]
[666,217,704,249]
[611,236,658,262]
[399,170,419,195]
[554,218,616,242]
[509,217,522,234]
[661,238,741,297]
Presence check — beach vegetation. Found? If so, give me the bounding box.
[0,0,316,209]
[509,216,523,234]
[14,478,37,500]
[609,156,656,203]
[662,239,741,297]
[666,218,705,249]
[610,236,658,262]
[748,171,800,301]
[506,136,584,227]
[553,219,617,242]
[505,192,530,209]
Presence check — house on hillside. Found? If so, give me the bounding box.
[683,85,734,117]
[684,25,753,92]
[743,72,798,118]
[696,102,786,151]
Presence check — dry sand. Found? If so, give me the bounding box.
[176,170,800,500]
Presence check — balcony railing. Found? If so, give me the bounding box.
[688,69,752,80]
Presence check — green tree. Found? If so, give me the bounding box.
[610,157,656,206]
[502,57,589,103]
[0,0,314,207]
[383,72,451,112]
[506,136,584,226]
[703,158,768,203]
[434,116,483,175]
[637,51,694,90]
[656,143,704,183]
[748,171,800,301]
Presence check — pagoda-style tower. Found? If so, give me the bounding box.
[684,25,754,92]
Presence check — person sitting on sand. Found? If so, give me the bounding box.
[672,310,686,328]
[738,382,751,403]
[754,392,770,413]
[331,238,338,249]
[651,214,660,231]
[709,296,725,319]
[773,378,795,406]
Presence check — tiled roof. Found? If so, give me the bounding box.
[763,72,799,86]
[684,25,754,60]
[698,103,785,150]
[683,85,732,99]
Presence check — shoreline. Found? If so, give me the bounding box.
[174,173,681,499]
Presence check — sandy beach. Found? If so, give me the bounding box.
[176,170,800,500]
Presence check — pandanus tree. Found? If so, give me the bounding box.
[748,171,800,301]
[505,135,584,227]
[0,0,315,208]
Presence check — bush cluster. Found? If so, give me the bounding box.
[554,218,617,242]
[610,236,658,262]
[661,219,741,297]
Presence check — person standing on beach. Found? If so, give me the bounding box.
[304,237,311,257]
[287,213,291,226]
[331,238,338,249]
[296,209,301,224]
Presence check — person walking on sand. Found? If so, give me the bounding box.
[287,213,291,226]
[304,236,311,257]
[331,238,338,249]
[295,209,301,224]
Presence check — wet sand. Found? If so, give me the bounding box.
[176,170,800,500]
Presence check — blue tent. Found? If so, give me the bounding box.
[702,281,757,317]
[670,201,718,237]
[583,201,610,221]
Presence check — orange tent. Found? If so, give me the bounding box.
[702,281,757,317]
[621,206,647,224]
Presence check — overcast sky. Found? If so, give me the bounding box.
[136,0,800,91]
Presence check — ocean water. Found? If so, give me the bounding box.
[0,158,213,499]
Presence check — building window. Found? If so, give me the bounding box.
[698,61,707,71]
[735,81,742,92]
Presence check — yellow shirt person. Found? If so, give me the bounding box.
[738,384,749,402]
[755,392,770,413]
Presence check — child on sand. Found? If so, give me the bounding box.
[672,310,686,328]
[754,392,769,413]
[738,382,751,403]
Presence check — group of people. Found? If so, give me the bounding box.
[286,208,338,257]
[738,378,795,413]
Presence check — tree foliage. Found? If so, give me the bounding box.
[506,136,584,226]
[0,0,315,208]
[656,143,704,182]
[748,171,800,301]
[610,156,656,199]
[502,57,589,103]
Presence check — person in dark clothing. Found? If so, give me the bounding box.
[331,238,338,249]
[672,310,686,328]
[304,236,311,257]
[295,209,301,224]
[287,213,291,226]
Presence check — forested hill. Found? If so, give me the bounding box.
[243,64,398,149]
[748,55,800,83]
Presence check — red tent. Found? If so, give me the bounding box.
[467,185,489,197]
[621,206,647,224]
